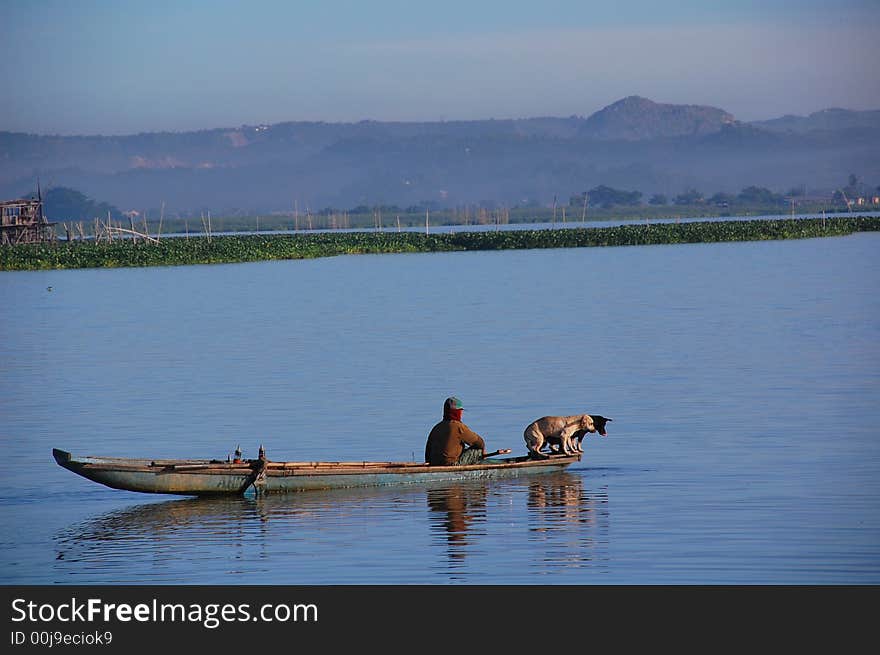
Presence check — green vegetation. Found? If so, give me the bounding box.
[571,185,642,209]
[2,216,879,272]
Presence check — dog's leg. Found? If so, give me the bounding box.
[559,428,576,455]
[524,428,546,458]
[558,436,569,455]
[533,434,546,456]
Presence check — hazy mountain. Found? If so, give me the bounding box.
[1,97,877,215]
[579,96,736,140]
[752,107,880,134]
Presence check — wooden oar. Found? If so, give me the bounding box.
[483,449,512,458]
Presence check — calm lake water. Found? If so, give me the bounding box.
[1,232,878,584]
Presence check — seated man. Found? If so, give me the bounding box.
[425,396,486,466]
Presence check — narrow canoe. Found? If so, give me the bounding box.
[52,448,580,497]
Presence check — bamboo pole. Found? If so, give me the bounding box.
[201,212,212,242]
[105,225,160,244]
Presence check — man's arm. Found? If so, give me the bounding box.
[458,424,486,452]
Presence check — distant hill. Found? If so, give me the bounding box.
[1,97,878,214]
[579,96,736,140]
[751,108,880,134]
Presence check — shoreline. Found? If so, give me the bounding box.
[2,216,879,272]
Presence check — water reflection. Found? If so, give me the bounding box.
[56,487,410,550]
[426,483,489,568]
[54,496,267,579]
[55,473,610,582]
[525,472,610,573]
[424,472,610,578]
[55,486,447,582]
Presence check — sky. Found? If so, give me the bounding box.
[1,0,879,135]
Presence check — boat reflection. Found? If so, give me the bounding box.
[57,485,419,544]
[54,472,609,581]
[55,484,459,581]
[424,471,609,576]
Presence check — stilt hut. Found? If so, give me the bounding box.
[0,195,56,245]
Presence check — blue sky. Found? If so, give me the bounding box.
[2,0,878,135]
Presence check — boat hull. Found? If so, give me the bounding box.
[257,457,576,492]
[53,449,255,495]
[53,448,579,496]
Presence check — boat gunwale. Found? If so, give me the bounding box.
[54,449,580,476]
[264,455,579,476]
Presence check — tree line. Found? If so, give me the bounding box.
[572,185,803,210]
[571,175,879,210]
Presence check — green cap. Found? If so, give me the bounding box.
[444,396,464,411]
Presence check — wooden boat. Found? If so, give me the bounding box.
[52,448,580,497]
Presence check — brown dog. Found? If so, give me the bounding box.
[524,414,611,457]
